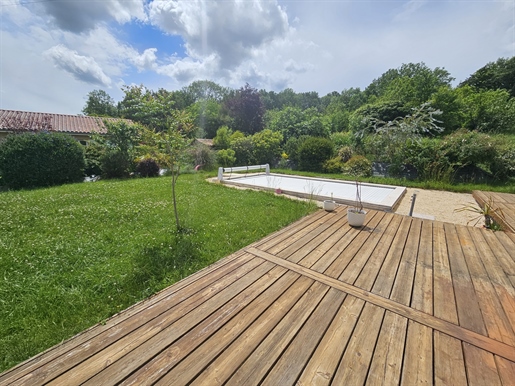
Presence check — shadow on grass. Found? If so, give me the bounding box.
[127,228,202,297]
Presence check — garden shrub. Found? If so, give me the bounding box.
[491,146,515,181]
[100,149,134,179]
[190,143,216,170]
[136,157,160,177]
[84,141,104,176]
[404,138,453,182]
[251,129,283,165]
[0,132,85,189]
[343,155,373,177]
[298,136,334,172]
[323,157,344,173]
[337,146,353,163]
[216,149,236,167]
[330,131,354,150]
[283,135,309,169]
[230,136,255,165]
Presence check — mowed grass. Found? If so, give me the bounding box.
[0,173,315,372]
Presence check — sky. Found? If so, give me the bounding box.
[1,0,514,115]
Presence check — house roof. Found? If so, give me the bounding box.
[0,109,125,135]
[196,138,214,147]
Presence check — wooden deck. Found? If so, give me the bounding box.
[473,191,515,233]
[2,207,515,385]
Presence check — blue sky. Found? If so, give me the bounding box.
[1,0,514,115]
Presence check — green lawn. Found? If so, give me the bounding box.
[0,173,315,372]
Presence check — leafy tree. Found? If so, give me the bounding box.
[252,129,283,165]
[118,85,176,132]
[460,56,515,97]
[216,149,236,167]
[365,62,454,104]
[188,99,226,138]
[224,83,265,135]
[367,102,444,168]
[266,106,328,142]
[137,111,195,230]
[213,126,232,149]
[95,120,141,178]
[349,100,411,133]
[455,86,515,134]
[82,90,118,117]
[429,86,464,133]
[231,136,255,165]
[182,80,229,102]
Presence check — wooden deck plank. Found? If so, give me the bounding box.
[188,275,314,385]
[220,281,330,385]
[458,226,515,345]
[389,217,422,306]
[118,268,299,386]
[432,221,469,385]
[46,258,274,386]
[433,221,459,324]
[411,220,433,314]
[249,247,515,362]
[401,321,433,385]
[481,228,515,290]
[253,209,329,251]
[332,303,386,384]
[283,209,356,266]
[322,211,387,282]
[444,223,488,335]
[297,296,365,386]
[473,191,515,233]
[366,311,407,385]
[5,252,258,386]
[83,264,289,385]
[260,288,347,385]
[353,213,403,289]
[463,343,502,386]
[434,332,467,386]
[338,212,394,284]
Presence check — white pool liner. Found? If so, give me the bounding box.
[221,173,406,212]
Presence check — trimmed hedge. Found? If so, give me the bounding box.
[0,132,85,189]
[298,136,334,172]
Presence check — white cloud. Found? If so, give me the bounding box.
[132,48,158,71]
[38,0,146,33]
[44,45,112,87]
[149,0,290,68]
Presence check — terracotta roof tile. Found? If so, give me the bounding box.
[0,109,127,135]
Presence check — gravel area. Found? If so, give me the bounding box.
[393,188,483,227]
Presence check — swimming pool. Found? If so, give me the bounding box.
[220,173,406,212]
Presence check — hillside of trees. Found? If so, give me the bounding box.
[82,57,515,184]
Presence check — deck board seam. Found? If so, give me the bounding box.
[246,246,515,363]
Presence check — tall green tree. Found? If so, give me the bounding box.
[460,56,515,97]
[224,83,265,135]
[118,85,176,132]
[82,90,118,117]
[365,62,454,105]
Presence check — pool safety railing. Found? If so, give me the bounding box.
[218,164,270,181]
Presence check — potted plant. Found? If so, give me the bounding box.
[347,178,366,227]
[324,192,336,212]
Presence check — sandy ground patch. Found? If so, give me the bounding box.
[393,188,483,227]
